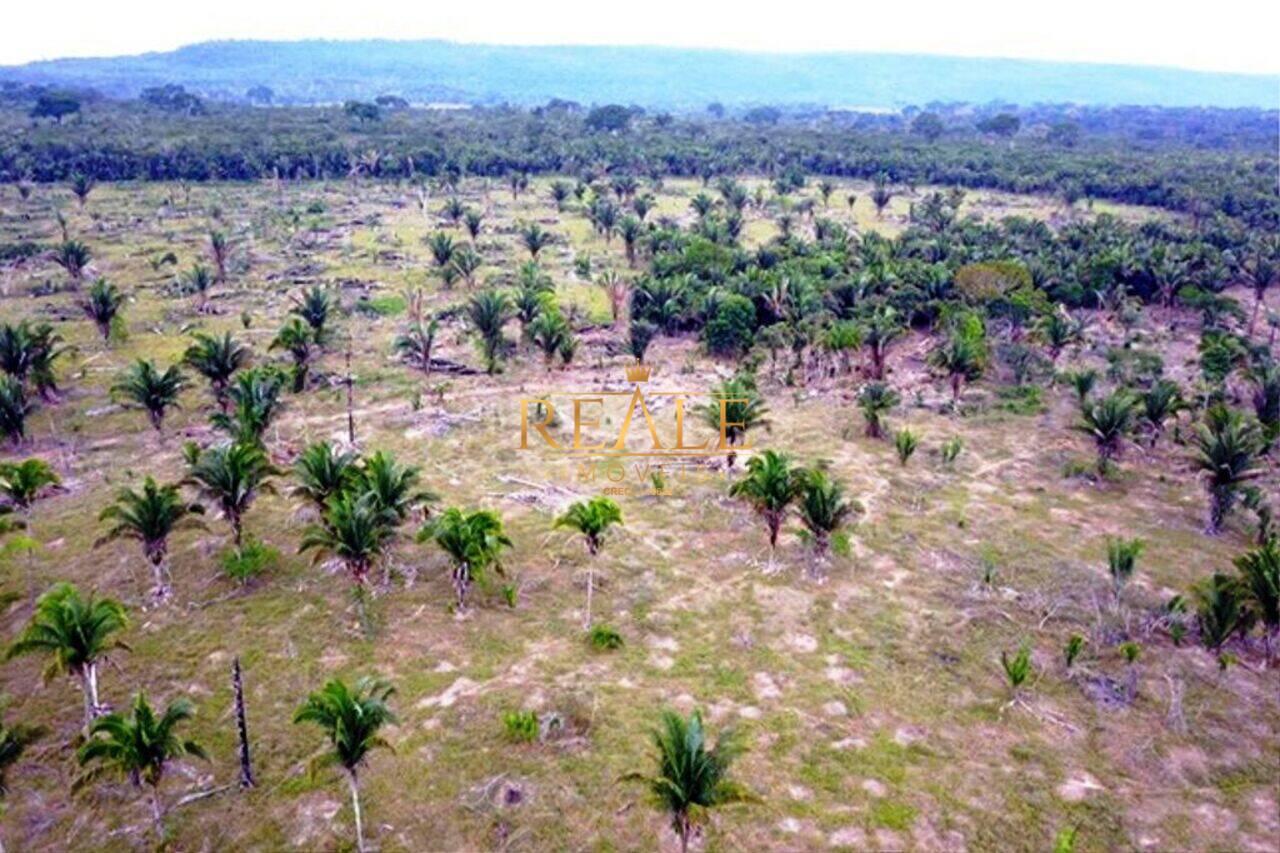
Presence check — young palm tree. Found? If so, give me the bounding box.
[49,240,91,285]
[6,582,129,727]
[209,367,287,447]
[1106,537,1145,606]
[555,497,623,628]
[795,468,855,574]
[467,289,513,375]
[0,458,60,512]
[0,716,45,798]
[111,359,187,434]
[1235,538,1279,664]
[293,677,396,853]
[623,709,751,853]
[299,492,397,607]
[729,450,800,561]
[208,230,231,284]
[1035,308,1083,362]
[269,317,318,392]
[696,377,770,468]
[291,286,334,341]
[519,223,554,260]
[1063,368,1098,404]
[529,313,570,368]
[928,320,987,404]
[183,442,278,550]
[859,306,903,380]
[1140,379,1186,447]
[1192,406,1264,534]
[80,278,124,342]
[0,377,31,447]
[1076,390,1139,472]
[1193,573,1250,654]
[451,246,483,288]
[353,450,436,524]
[96,477,206,597]
[292,441,360,513]
[463,210,484,242]
[182,331,252,409]
[857,382,901,439]
[181,263,215,311]
[75,693,207,839]
[426,232,456,275]
[392,320,439,374]
[417,507,513,609]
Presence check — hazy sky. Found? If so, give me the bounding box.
[4,0,1279,74]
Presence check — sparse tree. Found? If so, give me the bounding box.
[555,497,623,627]
[111,360,188,434]
[96,478,205,597]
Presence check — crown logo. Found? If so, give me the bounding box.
[625,360,652,383]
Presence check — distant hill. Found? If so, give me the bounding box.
[2,39,1276,109]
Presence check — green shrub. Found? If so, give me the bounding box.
[704,293,757,357]
[587,624,624,651]
[894,429,919,465]
[502,710,539,743]
[219,538,279,585]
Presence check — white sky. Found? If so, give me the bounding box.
[3,0,1279,75]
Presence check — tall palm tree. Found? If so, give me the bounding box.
[111,360,187,434]
[292,441,360,513]
[6,582,129,727]
[269,317,318,392]
[467,290,513,375]
[183,442,278,550]
[555,497,623,628]
[418,507,512,609]
[696,377,770,468]
[623,709,751,853]
[857,382,901,439]
[795,468,855,573]
[183,331,252,409]
[293,677,396,853]
[80,278,124,342]
[1192,406,1264,534]
[96,477,206,597]
[1235,538,1279,664]
[1076,390,1139,472]
[729,450,800,560]
[75,693,207,839]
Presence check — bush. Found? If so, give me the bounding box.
[502,710,539,743]
[704,293,757,357]
[219,539,279,585]
[587,624,624,651]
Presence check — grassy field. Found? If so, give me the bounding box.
[0,175,1275,852]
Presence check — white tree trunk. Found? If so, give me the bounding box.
[583,565,594,630]
[347,772,365,853]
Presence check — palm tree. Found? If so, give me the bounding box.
[1192,406,1264,534]
[529,313,570,368]
[0,378,31,447]
[75,693,207,839]
[426,232,456,277]
[111,360,187,434]
[1076,390,1139,472]
[291,286,334,341]
[354,451,435,524]
[857,382,900,439]
[96,477,206,597]
[1235,539,1279,664]
[80,278,124,342]
[696,377,770,468]
[463,210,484,242]
[209,367,286,447]
[623,709,751,853]
[6,582,129,727]
[519,223,554,260]
[49,240,91,285]
[0,320,65,397]
[418,507,512,609]
[183,442,277,550]
[183,331,251,409]
[0,458,60,512]
[871,181,893,218]
[859,306,903,379]
[451,246,483,288]
[208,230,231,283]
[293,677,396,853]
[1035,308,1083,362]
[1106,537,1144,606]
[795,467,855,573]
[393,320,439,374]
[270,317,318,392]
[556,497,623,628]
[467,289,513,375]
[0,716,45,799]
[729,450,800,560]
[181,263,215,311]
[299,493,397,607]
[292,441,360,513]
[1140,379,1186,447]
[928,319,987,404]
[69,173,94,206]
[1193,573,1249,654]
